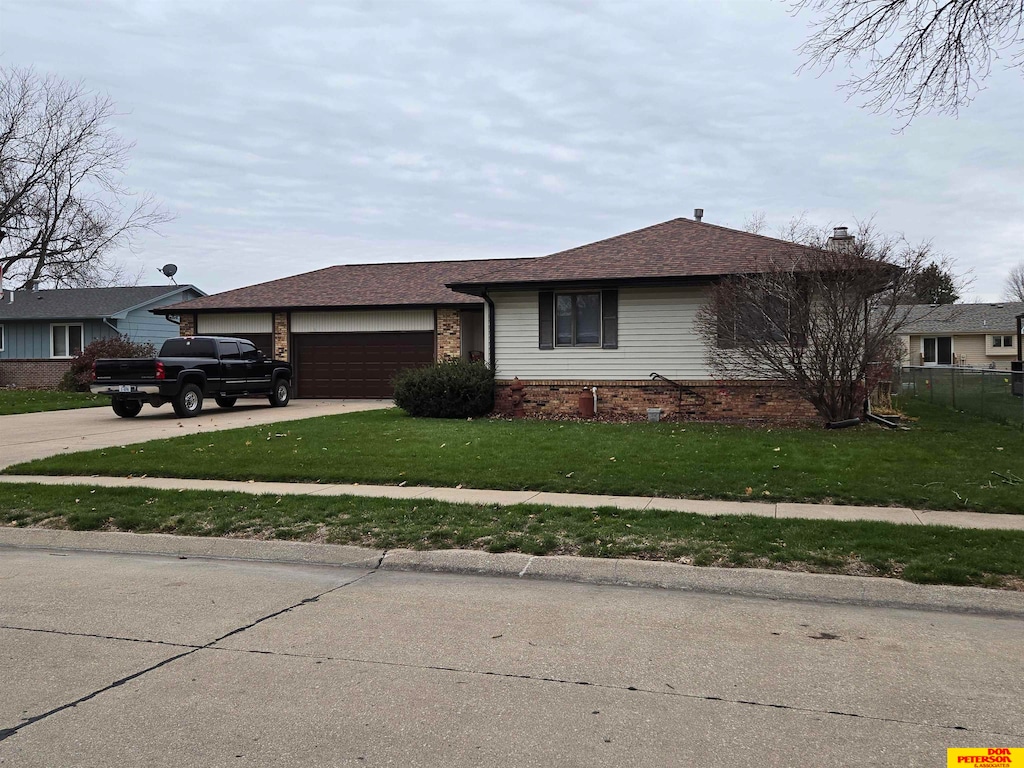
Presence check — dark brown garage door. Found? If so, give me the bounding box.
[294,332,435,398]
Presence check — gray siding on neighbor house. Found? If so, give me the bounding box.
[0,287,200,359]
[115,306,184,349]
[0,319,115,359]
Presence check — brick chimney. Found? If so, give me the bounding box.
[827,226,855,251]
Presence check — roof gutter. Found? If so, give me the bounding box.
[483,288,496,373]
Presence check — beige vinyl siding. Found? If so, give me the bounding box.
[951,334,987,368]
[906,333,1017,370]
[492,286,711,380]
[292,309,434,333]
[197,313,273,334]
[985,332,1018,357]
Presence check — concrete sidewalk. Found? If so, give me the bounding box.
[2,473,1023,531]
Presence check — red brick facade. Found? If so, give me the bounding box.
[494,379,820,424]
[0,359,73,389]
[178,313,196,336]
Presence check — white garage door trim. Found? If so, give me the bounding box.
[197,313,273,334]
[292,309,434,333]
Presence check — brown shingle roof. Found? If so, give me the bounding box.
[158,258,531,313]
[449,218,809,290]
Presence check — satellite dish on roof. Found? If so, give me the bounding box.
[160,264,178,285]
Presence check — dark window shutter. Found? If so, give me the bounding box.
[538,291,554,349]
[601,289,618,349]
[716,309,736,349]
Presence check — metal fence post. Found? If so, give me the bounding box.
[930,369,934,403]
[950,366,956,409]
[974,368,983,421]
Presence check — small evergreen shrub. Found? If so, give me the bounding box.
[393,358,494,418]
[60,335,157,391]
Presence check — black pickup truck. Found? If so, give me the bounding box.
[91,336,293,418]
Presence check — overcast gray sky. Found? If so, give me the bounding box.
[2,0,1022,299]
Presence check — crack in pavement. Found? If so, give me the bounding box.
[0,570,376,743]
[200,645,1022,740]
[0,624,202,651]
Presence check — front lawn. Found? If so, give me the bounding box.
[8,400,1024,514]
[0,388,105,415]
[2,482,1022,589]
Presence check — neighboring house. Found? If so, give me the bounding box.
[161,217,824,421]
[448,217,819,421]
[894,302,1024,370]
[0,284,205,388]
[156,260,528,399]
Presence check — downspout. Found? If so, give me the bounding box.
[102,317,119,336]
[483,289,496,373]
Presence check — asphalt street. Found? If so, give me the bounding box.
[1,549,1021,767]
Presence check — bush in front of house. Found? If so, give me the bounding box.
[60,335,157,392]
[393,358,494,418]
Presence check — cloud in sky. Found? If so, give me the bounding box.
[3,0,1023,298]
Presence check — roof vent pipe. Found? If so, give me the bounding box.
[694,208,703,222]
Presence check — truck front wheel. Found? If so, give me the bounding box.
[111,398,143,418]
[269,379,290,407]
[173,383,204,418]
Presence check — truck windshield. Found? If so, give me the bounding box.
[160,338,217,357]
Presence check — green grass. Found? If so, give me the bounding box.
[8,399,1024,514]
[2,482,1022,589]
[0,389,105,415]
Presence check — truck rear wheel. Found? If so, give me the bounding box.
[111,398,143,418]
[173,383,204,418]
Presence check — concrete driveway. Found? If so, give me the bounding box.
[1,548,1021,766]
[0,398,390,469]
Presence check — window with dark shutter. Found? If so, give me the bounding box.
[601,289,617,349]
[538,291,554,349]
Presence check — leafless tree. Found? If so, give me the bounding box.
[1004,262,1024,302]
[0,67,170,289]
[695,221,935,422]
[742,211,768,235]
[792,0,1024,123]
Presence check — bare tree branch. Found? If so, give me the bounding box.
[695,220,936,422]
[0,66,172,289]
[1004,261,1024,302]
[792,0,1024,123]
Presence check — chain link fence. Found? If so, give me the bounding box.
[898,366,1024,428]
